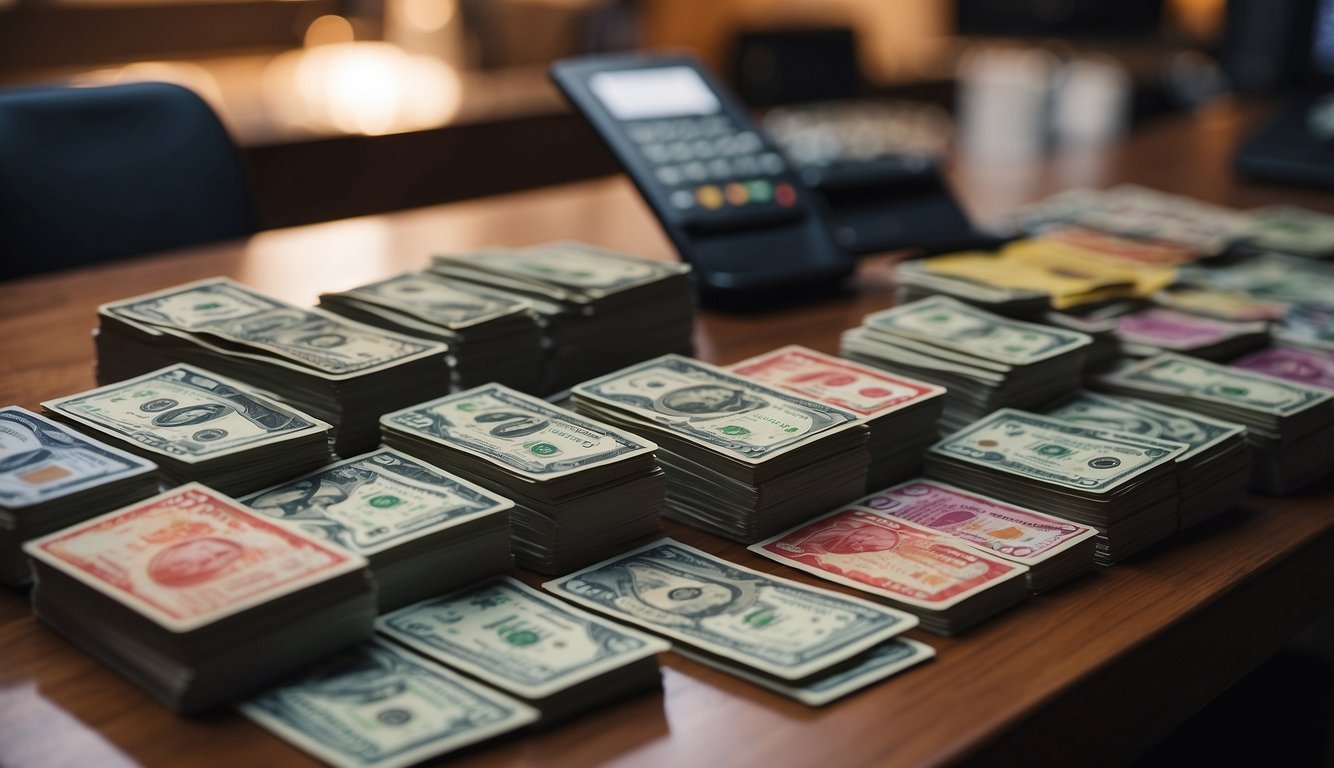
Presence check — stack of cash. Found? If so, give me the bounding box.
[1178,254,1334,353]
[1111,308,1268,360]
[43,365,333,497]
[96,278,449,456]
[381,385,663,574]
[240,449,514,611]
[545,539,924,703]
[856,479,1099,592]
[1046,392,1250,529]
[24,484,376,713]
[318,272,544,392]
[1097,354,1334,494]
[431,242,694,393]
[753,506,1031,634]
[378,577,669,722]
[0,407,160,586]
[894,259,1051,318]
[841,297,1092,431]
[1242,205,1334,258]
[1043,309,1124,372]
[925,409,1188,565]
[571,355,869,542]
[1230,346,1334,391]
[727,345,945,491]
[242,640,538,767]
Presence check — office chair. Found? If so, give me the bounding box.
[0,81,257,281]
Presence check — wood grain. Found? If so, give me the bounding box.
[2,98,1333,768]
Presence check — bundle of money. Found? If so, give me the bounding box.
[378,577,669,722]
[544,539,919,695]
[1043,308,1125,372]
[1230,346,1334,391]
[24,484,376,713]
[240,449,514,611]
[727,346,945,490]
[431,242,695,393]
[44,365,333,496]
[841,297,1093,431]
[925,409,1188,565]
[1029,225,1199,266]
[318,272,544,393]
[1243,205,1334,258]
[856,479,1098,592]
[242,640,538,768]
[752,507,1029,634]
[894,258,1051,318]
[1097,354,1334,494]
[0,407,160,586]
[1045,392,1250,529]
[381,385,663,574]
[1111,308,1269,360]
[571,355,869,542]
[1152,287,1288,322]
[1177,254,1334,353]
[96,278,449,456]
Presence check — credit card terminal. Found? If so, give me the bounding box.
[550,54,855,303]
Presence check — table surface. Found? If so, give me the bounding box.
[2,98,1334,768]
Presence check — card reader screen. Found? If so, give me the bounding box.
[589,67,722,120]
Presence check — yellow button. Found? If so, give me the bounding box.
[696,185,723,209]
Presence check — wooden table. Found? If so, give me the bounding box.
[2,98,1333,768]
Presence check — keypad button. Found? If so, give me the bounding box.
[735,132,762,153]
[732,155,760,176]
[682,162,709,181]
[707,158,732,178]
[724,182,748,206]
[671,189,695,210]
[691,139,715,159]
[775,182,797,207]
[747,180,773,203]
[628,124,655,143]
[696,185,723,209]
[668,142,693,162]
[655,166,683,185]
[642,143,670,164]
[759,152,786,174]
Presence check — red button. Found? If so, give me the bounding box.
[775,182,797,207]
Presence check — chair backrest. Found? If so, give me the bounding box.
[0,81,257,281]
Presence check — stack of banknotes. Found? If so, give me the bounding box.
[1178,253,1334,353]
[1242,205,1334,258]
[753,505,1031,634]
[240,449,515,611]
[1097,354,1334,494]
[894,259,1051,318]
[381,385,664,574]
[545,539,932,705]
[727,346,945,491]
[1110,308,1269,360]
[572,355,869,542]
[318,272,544,393]
[431,242,695,393]
[1230,346,1334,391]
[1046,392,1251,529]
[841,297,1092,431]
[95,278,450,455]
[24,484,377,713]
[925,409,1187,565]
[0,407,160,586]
[378,577,669,722]
[855,479,1099,592]
[44,365,333,496]
[1043,308,1125,371]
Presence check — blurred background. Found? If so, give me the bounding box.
[0,0,1300,230]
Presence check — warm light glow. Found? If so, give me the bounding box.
[304,15,356,47]
[401,0,455,32]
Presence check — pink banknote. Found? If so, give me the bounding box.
[1115,309,1258,349]
[1231,346,1334,391]
[729,345,943,417]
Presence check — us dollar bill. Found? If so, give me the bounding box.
[382,385,655,480]
[240,449,512,555]
[0,407,157,509]
[433,242,689,301]
[324,273,531,330]
[929,408,1187,492]
[101,277,446,377]
[1047,391,1245,454]
[378,576,669,699]
[44,365,329,462]
[863,296,1091,365]
[1099,353,1332,416]
[573,355,861,464]
[543,538,917,680]
[240,640,538,768]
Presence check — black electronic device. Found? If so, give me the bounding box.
[550,53,855,303]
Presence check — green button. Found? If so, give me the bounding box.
[747,180,772,203]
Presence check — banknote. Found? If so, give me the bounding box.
[240,450,512,555]
[324,273,530,329]
[543,538,916,680]
[434,242,689,300]
[1244,205,1334,256]
[1152,288,1287,321]
[855,479,1096,563]
[378,577,669,699]
[920,251,1133,307]
[1100,354,1332,416]
[1002,239,1178,296]
[573,355,861,464]
[1033,225,1197,266]
[240,640,539,768]
[862,296,1091,365]
[1015,185,1244,254]
[1047,391,1245,454]
[1114,309,1263,350]
[1230,347,1334,391]
[1278,304,1334,352]
[24,483,365,632]
[727,345,944,418]
[675,638,934,707]
[382,385,655,479]
[1179,253,1334,308]
[44,365,330,462]
[101,278,446,377]
[750,508,1028,610]
[929,409,1186,492]
[0,407,156,509]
